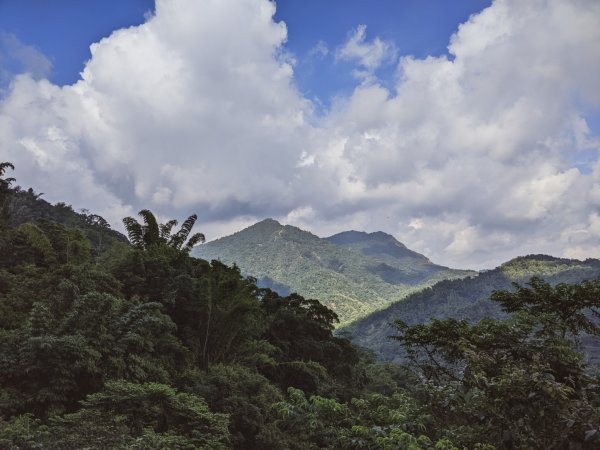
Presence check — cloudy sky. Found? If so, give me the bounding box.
[1,0,599,269]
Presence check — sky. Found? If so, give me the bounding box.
[0,0,599,269]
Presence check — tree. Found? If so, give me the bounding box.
[0,162,15,224]
[393,277,600,449]
[166,261,264,370]
[47,381,230,449]
[0,162,15,191]
[122,209,205,253]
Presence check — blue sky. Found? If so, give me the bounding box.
[274,0,491,106]
[1,0,490,103]
[1,0,599,269]
[0,0,153,86]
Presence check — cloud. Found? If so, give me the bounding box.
[0,33,52,90]
[335,24,396,80]
[308,40,329,59]
[1,0,599,269]
[303,0,600,268]
[1,0,313,226]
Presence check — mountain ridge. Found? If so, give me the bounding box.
[344,253,600,363]
[193,218,475,326]
[326,230,431,263]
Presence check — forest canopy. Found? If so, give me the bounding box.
[1,162,599,449]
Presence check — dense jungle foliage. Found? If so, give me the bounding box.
[1,162,600,449]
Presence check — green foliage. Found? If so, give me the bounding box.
[123,209,205,253]
[0,162,15,190]
[270,387,473,450]
[0,414,50,449]
[50,380,230,449]
[16,223,57,264]
[492,276,600,337]
[0,171,368,448]
[0,162,15,226]
[182,364,284,449]
[5,188,127,257]
[393,277,600,449]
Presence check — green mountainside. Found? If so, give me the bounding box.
[5,187,128,256]
[345,254,600,363]
[193,219,474,326]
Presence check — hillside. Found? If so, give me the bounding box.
[345,254,600,363]
[193,219,474,326]
[5,187,128,255]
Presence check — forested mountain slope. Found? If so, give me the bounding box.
[346,255,600,363]
[5,185,128,256]
[193,219,474,326]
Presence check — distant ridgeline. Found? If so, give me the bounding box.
[193,219,475,326]
[345,254,600,364]
[4,186,128,256]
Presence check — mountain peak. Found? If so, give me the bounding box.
[242,218,283,234]
[254,218,282,227]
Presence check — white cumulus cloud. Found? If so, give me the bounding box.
[1,0,599,269]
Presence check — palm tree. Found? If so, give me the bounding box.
[122,209,205,253]
[0,162,15,191]
[1,162,16,218]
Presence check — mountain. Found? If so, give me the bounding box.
[344,254,600,364]
[193,219,474,326]
[325,230,468,285]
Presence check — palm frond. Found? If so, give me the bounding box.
[0,162,15,176]
[122,217,145,249]
[138,209,160,247]
[183,232,206,253]
[159,219,178,240]
[170,214,198,250]
[0,162,15,189]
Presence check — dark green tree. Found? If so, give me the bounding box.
[0,162,15,225]
[393,277,600,449]
[0,162,15,192]
[48,380,230,449]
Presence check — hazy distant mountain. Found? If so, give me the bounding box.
[325,230,467,285]
[344,254,600,363]
[193,219,474,326]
